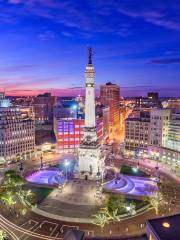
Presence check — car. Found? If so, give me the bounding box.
[7,160,17,165]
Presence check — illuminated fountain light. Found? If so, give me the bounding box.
[26,158,76,185]
[26,170,65,185]
[103,174,158,197]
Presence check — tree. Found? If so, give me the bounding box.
[110,208,120,222]
[92,207,112,231]
[0,171,34,216]
[150,192,164,215]
[4,170,16,178]
[0,191,16,209]
[2,172,24,191]
[0,230,8,240]
[125,202,136,215]
[107,194,125,215]
[16,189,34,215]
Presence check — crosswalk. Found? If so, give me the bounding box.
[18,219,94,239]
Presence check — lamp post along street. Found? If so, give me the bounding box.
[40,154,43,169]
[19,162,24,177]
[64,160,69,182]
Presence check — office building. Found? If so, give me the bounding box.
[135,92,160,108]
[100,82,120,138]
[53,100,106,152]
[54,117,103,151]
[148,92,159,102]
[0,97,35,163]
[54,98,78,119]
[166,99,180,109]
[153,109,180,171]
[166,109,180,151]
[34,92,56,128]
[96,104,110,140]
[150,109,171,147]
[125,111,150,155]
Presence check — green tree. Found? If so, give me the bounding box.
[107,194,125,214]
[150,192,164,215]
[92,207,112,231]
[0,171,34,216]
[16,189,34,214]
[0,191,16,209]
[2,172,24,191]
[110,208,120,222]
[125,202,136,215]
[4,170,16,178]
[0,230,7,240]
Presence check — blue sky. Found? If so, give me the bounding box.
[0,0,180,96]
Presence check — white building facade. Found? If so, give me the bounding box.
[150,109,171,147]
[0,99,35,163]
[124,111,150,156]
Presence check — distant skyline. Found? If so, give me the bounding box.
[0,0,180,97]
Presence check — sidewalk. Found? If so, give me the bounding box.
[125,158,180,184]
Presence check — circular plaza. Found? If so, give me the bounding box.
[22,156,157,221]
[0,155,180,239]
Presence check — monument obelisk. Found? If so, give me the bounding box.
[78,48,104,179]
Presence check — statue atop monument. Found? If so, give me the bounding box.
[88,47,92,64]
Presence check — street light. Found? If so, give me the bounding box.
[126,206,131,211]
[72,104,77,110]
[58,171,64,193]
[64,160,70,181]
[19,162,24,177]
[40,154,43,169]
[132,167,138,173]
[126,204,136,215]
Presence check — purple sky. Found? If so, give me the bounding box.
[0,0,180,97]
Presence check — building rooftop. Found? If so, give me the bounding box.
[147,214,180,240]
[106,81,116,86]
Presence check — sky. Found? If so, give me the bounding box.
[0,0,180,97]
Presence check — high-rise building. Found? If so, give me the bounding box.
[166,110,180,151]
[96,105,110,140]
[125,111,150,155]
[124,109,171,154]
[54,98,78,119]
[135,92,160,108]
[100,82,120,138]
[159,110,180,169]
[54,118,103,151]
[34,93,56,128]
[150,109,171,147]
[124,107,180,168]
[78,48,104,179]
[75,95,85,119]
[148,92,159,102]
[0,97,35,163]
[0,92,5,100]
[54,97,105,152]
[54,118,84,151]
[166,99,180,109]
